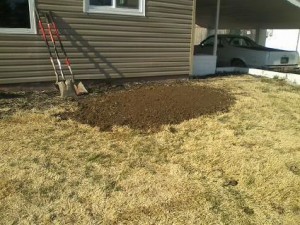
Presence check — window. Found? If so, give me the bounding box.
[84,0,145,16]
[229,37,249,47]
[201,37,215,47]
[0,0,36,34]
[201,37,221,47]
[229,37,258,48]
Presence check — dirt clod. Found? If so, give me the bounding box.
[69,84,234,131]
[169,126,177,133]
[243,207,255,215]
[289,165,300,175]
[223,179,239,187]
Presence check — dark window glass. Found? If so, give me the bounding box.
[0,0,30,29]
[90,0,112,6]
[201,37,221,47]
[201,37,215,47]
[116,0,139,9]
[229,37,257,47]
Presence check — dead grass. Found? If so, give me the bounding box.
[1,75,300,225]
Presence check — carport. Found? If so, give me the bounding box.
[192,0,300,76]
[197,0,300,29]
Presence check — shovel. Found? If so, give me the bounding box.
[44,12,78,98]
[48,11,88,96]
[35,8,76,98]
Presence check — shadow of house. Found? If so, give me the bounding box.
[52,13,124,81]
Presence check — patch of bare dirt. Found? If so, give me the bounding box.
[0,91,70,118]
[69,84,235,131]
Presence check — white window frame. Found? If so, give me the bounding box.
[0,0,36,34]
[84,0,145,16]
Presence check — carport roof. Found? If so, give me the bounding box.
[196,0,300,29]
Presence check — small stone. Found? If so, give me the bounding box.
[289,165,300,175]
[55,113,68,121]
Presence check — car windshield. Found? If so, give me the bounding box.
[226,36,259,47]
[200,36,222,47]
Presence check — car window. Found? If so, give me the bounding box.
[244,37,258,47]
[201,37,214,47]
[229,37,250,47]
[201,37,221,47]
[228,37,259,47]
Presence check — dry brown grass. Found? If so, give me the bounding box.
[1,75,300,225]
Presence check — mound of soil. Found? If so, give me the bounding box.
[70,84,234,131]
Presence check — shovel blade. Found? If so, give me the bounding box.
[57,80,77,98]
[74,81,88,96]
[57,81,67,98]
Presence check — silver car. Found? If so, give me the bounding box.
[194,34,299,69]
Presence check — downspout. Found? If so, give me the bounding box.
[213,0,221,56]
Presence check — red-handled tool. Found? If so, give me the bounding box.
[48,11,88,95]
[45,12,66,81]
[35,8,60,84]
[35,7,77,98]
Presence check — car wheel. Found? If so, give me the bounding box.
[231,59,247,67]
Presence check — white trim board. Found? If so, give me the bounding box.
[83,0,145,16]
[0,0,36,34]
[216,67,300,85]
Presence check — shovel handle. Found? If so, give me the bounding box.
[48,11,75,81]
[35,8,60,83]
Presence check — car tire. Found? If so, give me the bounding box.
[231,59,247,67]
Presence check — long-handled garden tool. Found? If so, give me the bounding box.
[47,11,88,96]
[44,12,77,98]
[35,8,68,97]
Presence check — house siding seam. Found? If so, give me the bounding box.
[0,0,194,84]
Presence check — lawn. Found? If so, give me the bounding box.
[0,75,300,225]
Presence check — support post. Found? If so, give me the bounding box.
[213,0,221,56]
[255,29,267,46]
[189,0,196,76]
[296,29,300,52]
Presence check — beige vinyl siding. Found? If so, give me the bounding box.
[0,0,193,84]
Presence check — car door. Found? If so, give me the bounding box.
[218,37,249,67]
[195,36,229,66]
[215,37,228,66]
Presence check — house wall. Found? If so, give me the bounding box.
[0,0,194,84]
[194,25,208,45]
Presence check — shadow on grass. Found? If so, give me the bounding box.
[190,72,245,80]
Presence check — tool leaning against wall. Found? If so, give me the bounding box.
[35,8,88,98]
